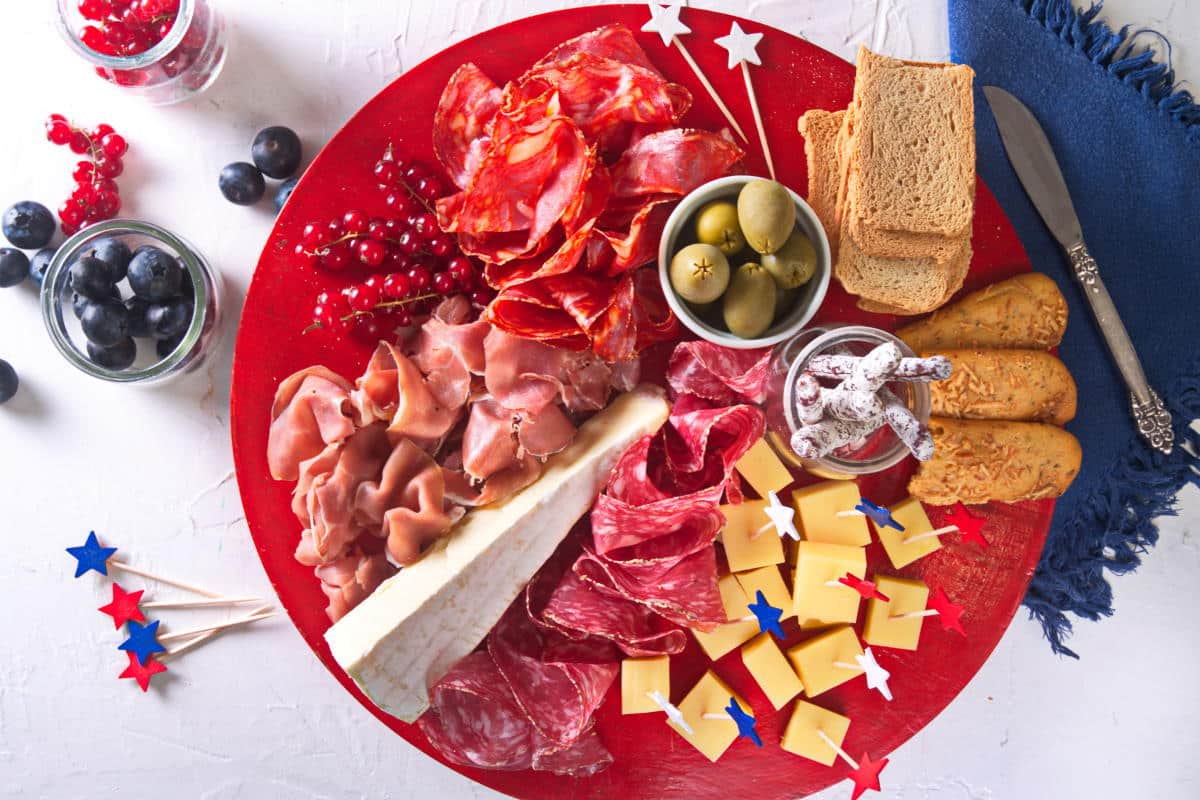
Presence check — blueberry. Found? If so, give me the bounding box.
[0,248,29,288]
[80,299,130,347]
[86,236,132,283]
[0,359,17,404]
[127,246,184,301]
[251,126,302,179]
[156,332,186,359]
[28,248,56,287]
[69,255,116,299]
[219,162,266,205]
[274,177,299,213]
[87,338,137,371]
[146,299,193,340]
[71,284,118,319]
[2,201,55,250]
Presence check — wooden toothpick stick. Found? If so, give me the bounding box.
[108,559,223,599]
[740,62,775,179]
[890,609,940,620]
[160,604,274,661]
[901,525,959,545]
[141,596,263,610]
[158,608,276,644]
[674,37,750,142]
[815,729,859,769]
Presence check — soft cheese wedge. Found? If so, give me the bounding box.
[325,385,670,722]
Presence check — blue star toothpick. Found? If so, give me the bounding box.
[725,697,762,747]
[856,498,904,532]
[747,590,785,640]
[119,620,165,665]
[66,532,117,578]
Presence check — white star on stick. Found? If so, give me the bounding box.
[714,21,763,69]
[855,648,893,701]
[648,690,694,734]
[641,2,691,48]
[764,490,800,541]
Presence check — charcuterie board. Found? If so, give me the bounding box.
[230,5,1054,798]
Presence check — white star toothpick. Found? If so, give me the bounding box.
[640,2,749,141]
[648,690,694,734]
[759,490,801,541]
[856,647,893,701]
[714,21,775,178]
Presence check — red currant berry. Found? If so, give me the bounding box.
[346,283,381,313]
[453,269,475,291]
[384,191,413,216]
[326,218,345,240]
[432,272,456,295]
[103,22,135,49]
[319,242,352,271]
[382,272,411,299]
[80,25,110,53]
[46,116,73,145]
[109,0,132,12]
[301,222,325,249]
[470,289,495,307]
[384,217,407,236]
[374,160,401,187]
[367,218,390,241]
[342,209,369,235]
[72,183,99,205]
[95,156,124,178]
[100,133,128,158]
[312,303,335,329]
[97,190,121,216]
[447,255,473,279]
[397,231,420,255]
[383,250,412,273]
[68,131,92,155]
[350,313,385,341]
[356,238,386,268]
[61,222,80,237]
[393,307,413,327]
[95,178,119,196]
[412,212,438,238]
[402,164,425,182]
[72,161,96,183]
[428,236,453,257]
[415,177,442,201]
[92,124,116,138]
[59,202,86,227]
[407,266,432,292]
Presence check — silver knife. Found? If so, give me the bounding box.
[983,86,1174,455]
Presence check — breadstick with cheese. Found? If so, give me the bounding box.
[927,349,1077,425]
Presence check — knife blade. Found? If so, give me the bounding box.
[983,86,1174,455]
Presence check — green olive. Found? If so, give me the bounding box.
[669,243,730,304]
[774,286,798,319]
[761,230,817,289]
[737,179,797,255]
[694,200,746,256]
[723,262,777,339]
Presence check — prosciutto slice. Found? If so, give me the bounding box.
[268,366,355,481]
[314,543,397,622]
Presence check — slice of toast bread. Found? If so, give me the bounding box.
[798,109,845,245]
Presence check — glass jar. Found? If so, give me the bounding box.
[763,325,931,478]
[55,0,228,105]
[41,219,223,384]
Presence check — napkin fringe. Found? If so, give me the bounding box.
[1015,0,1200,140]
[1024,358,1200,657]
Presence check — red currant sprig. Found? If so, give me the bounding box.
[45,114,128,235]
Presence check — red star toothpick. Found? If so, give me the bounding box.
[118,651,167,692]
[848,751,889,799]
[838,573,891,602]
[946,502,988,548]
[98,583,146,629]
[928,586,967,636]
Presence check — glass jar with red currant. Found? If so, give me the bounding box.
[55,0,228,105]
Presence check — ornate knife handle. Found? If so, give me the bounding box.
[1066,242,1174,455]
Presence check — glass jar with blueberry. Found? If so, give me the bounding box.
[55,0,227,106]
[40,219,222,384]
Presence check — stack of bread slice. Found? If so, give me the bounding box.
[799,46,976,315]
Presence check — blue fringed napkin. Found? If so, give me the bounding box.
[949,0,1200,656]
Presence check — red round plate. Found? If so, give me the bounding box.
[231,6,1052,798]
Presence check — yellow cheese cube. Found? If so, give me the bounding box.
[720,499,786,573]
[781,700,851,766]
[792,541,867,629]
[734,438,794,498]
[669,670,747,762]
[786,625,864,698]
[621,656,670,714]
[716,573,750,620]
[741,633,804,709]
[736,565,795,621]
[863,576,929,650]
[876,497,942,569]
[791,482,871,546]
[692,575,759,660]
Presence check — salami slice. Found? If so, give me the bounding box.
[433,63,503,190]
[543,569,689,656]
[667,341,774,405]
[531,726,613,777]
[528,23,659,74]
[660,396,765,497]
[609,128,744,197]
[576,545,726,631]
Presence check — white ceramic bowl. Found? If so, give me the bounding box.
[658,175,832,350]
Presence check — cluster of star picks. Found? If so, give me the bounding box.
[66,532,273,692]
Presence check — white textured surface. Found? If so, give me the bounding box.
[1,2,1197,798]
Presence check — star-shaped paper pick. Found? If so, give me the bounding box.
[66,532,117,578]
[747,590,786,640]
[119,619,166,665]
[946,502,988,548]
[714,20,763,69]
[837,573,890,602]
[648,690,693,734]
[856,498,904,531]
[928,586,966,636]
[119,651,168,692]
[641,1,690,47]
[763,490,800,541]
[848,751,889,800]
[855,647,893,701]
[98,583,145,629]
[724,696,762,747]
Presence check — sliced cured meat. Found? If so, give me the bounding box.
[441,455,543,508]
[591,199,674,275]
[268,366,355,481]
[462,398,519,481]
[667,340,773,405]
[591,491,724,560]
[314,544,397,622]
[531,726,613,777]
[609,128,744,198]
[516,403,575,458]
[355,437,457,566]
[386,351,463,449]
[576,545,725,631]
[528,23,658,75]
[543,569,689,657]
[483,328,579,412]
[410,296,489,376]
[433,63,503,190]
[351,342,403,427]
[660,396,765,498]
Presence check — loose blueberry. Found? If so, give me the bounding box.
[87,337,137,370]
[86,236,133,282]
[156,332,186,359]
[81,299,130,346]
[219,162,266,206]
[28,248,56,286]
[146,299,192,340]
[251,126,303,179]
[127,246,184,301]
[0,359,17,404]
[124,297,152,338]
[69,255,116,299]
[71,284,119,319]
[3,201,55,250]
[0,248,30,288]
[274,177,299,213]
